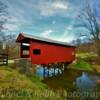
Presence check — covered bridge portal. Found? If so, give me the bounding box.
[16,33,76,65]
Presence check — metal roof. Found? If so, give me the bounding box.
[17,33,75,47]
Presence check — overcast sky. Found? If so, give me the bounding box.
[1,0,99,43]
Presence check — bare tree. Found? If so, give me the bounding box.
[78,1,100,57]
[0,1,8,50]
[0,1,19,58]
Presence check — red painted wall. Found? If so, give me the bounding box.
[30,41,76,64]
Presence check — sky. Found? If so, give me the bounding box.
[1,0,99,43]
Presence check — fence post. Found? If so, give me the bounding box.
[0,53,8,66]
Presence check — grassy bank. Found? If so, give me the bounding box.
[68,59,100,75]
[69,59,93,71]
[69,52,100,72]
[0,66,61,100]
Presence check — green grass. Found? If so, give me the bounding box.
[73,52,99,71]
[91,65,100,74]
[0,66,61,100]
[75,59,90,69]
[0,66,44,89]
[76,52,97,58]
[70,59,93,71]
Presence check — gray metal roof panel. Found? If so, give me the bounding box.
[20,33,75,47]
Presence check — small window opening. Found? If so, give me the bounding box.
[23,50,29,55]
[33,49,41,55]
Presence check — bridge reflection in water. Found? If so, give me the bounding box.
[36,67,100,91]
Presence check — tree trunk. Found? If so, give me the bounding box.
[97,47,100,57]
[95,40,100,64]
[95,40,100,57]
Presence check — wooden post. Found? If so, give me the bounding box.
[58,63,60,75]
[6,53,8,65]
[20,43,23,58]
[59,63,62,75]
[54,64,55,76]
[47,65,49,77]
[51,64,53,76]
[62,63,65,71]
[43,64,46,78]
[52,63,55,76]
[6,45,9,66]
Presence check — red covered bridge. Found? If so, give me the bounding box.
[16,33,76,65]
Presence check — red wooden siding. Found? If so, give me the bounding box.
[30,41,75,64]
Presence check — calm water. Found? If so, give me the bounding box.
[36,67,100,91]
